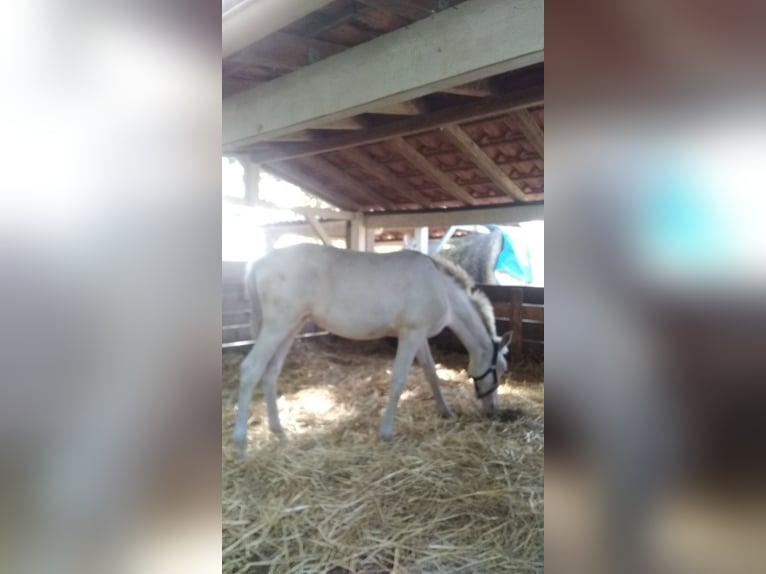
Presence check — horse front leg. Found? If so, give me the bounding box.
[416,343,455,419]
[380,330,423,442]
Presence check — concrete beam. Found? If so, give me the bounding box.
[224,0,544,147]
[261,220,348,240]
[365,202,544,229]
[247,77,543,162]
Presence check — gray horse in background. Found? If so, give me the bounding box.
[439,227,505,285]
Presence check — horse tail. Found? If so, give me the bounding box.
[244,261,263,340]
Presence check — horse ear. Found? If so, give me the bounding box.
[499,330,513,350]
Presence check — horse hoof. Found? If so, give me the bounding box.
[233,436,247,459]
[440,409,457,419]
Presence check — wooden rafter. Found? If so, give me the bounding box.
[223,0,336,58]
[441,79,497,97]
[507,110,544,158]
[246,78,544,162]
[272,130,317,142]
[442,124,527,201]
[371,99,428,116]
[354,0,434,21]
[305,215,333,245]
[316,117,368,130]
[388,137,478,206]
[299,4,370,39]
[341,147,432,208]
[229,32,346,70]
[263,162,360,211]
[298,156,397,211]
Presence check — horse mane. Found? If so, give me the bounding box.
[430,255,498,340]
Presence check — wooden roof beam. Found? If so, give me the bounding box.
[389,137,478,206]
[442,124,527,201]
[508,110,544,158]
[228,32,346,70]
[271,130,318,142]
[223,0,335,58]
[305,214,334,245]
[371,99,428,116]
[297,156,397,211]
[315,117,368,130]
[298,4,370,39]
[341,148,432,208]
[441,79,497,97]
[262,162,360,212]
[354,0,434,21]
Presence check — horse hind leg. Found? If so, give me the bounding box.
[416,343,455,419]
[259,325,302,439]
[232,329,292,458]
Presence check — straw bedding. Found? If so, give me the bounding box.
[223,337,544,574]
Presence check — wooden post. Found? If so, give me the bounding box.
[433,226,457,254]
[306,215,333,246]
[509,288,524,362]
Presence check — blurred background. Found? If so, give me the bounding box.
[0,1,221,573]
[546,1,766,573]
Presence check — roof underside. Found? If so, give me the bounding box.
[223,0,544,214]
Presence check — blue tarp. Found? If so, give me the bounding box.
[495,231,533,283]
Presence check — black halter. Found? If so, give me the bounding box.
[472,340,499,399]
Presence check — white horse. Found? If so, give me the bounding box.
[233,244,512,457]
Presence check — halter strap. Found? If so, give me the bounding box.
[472,341,499,399]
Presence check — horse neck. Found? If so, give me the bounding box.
[447,286,493,371]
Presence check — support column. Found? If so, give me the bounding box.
[365,227,376,252]
[412,226,429,254]
[241,157,261,205]
[347,213,368,251]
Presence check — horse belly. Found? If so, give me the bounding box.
[310,311,396,340]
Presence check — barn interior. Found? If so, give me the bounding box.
[222,2,544,572]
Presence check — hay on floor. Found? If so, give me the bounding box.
[223,337,544,574]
